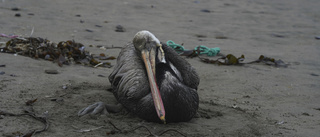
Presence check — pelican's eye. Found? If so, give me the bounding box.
[133,37,146,51]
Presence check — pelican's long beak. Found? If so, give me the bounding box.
[141,43,166,123]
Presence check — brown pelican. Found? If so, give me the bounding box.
[78,30,199,123]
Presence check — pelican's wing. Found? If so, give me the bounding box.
[109,43,150,108]
[161,44,200,90]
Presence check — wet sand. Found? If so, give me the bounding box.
[1,0,320,136]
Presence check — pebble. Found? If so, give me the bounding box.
[14,13,21,17]
[115,25,125,32]
[0,71,5,75]
[302,112,310,116]
[44,70,59,74]
[272,34,285,38]
[85,29,94,32]
[11,7,20,11]
[315,36,320,40]
[45,54,51,60]
[201,9,211,13]
[62,85,68,89]
[314,108,320,111]
[215,36,228,39]
[195,34,207,38]
[50,98,64,102]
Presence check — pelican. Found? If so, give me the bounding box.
[79,30,200,123]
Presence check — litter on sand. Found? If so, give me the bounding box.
[0,37,116,68]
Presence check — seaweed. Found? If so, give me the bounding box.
[180,47,288,67]
[0,37,115,68]
[247,55,289,67]
[197,54,288,67]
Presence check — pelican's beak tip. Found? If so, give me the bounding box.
[160,116,166,124]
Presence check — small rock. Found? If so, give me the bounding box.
[45,70,59,74]
[201,9,211,13]
[62,83,71,89]
[310,73,319,77]
[215,36,228,39]
[195,34,207,38]
[0,71,5,75]
[44,54,51,60]
[302,112,310,116]
[85,29,93,32]
[14,13,21,17]
[314,108,320,111]
[95,25,102,28]
[315,36,320,40]
[115,25,125,32]
[62,85,68,89]
[51,98,64,102]
[272,34,285,38]
[11,7,20,11]
[0,65,5,67]
[243,95,251,98]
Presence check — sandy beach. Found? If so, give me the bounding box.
[1,0,320,136]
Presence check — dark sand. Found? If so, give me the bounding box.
[1,0,320,136]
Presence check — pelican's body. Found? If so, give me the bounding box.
[109,31,199,123]
[78,31,199,123]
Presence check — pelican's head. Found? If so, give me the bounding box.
[133,30,160,51]
[132,30,166,123]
